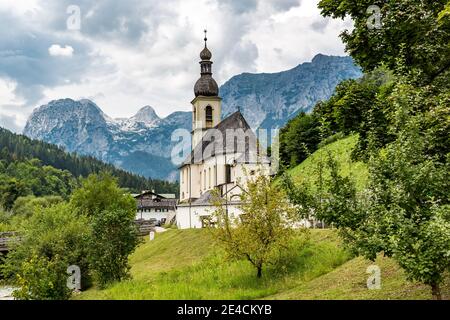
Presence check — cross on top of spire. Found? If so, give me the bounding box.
[204,29,208,47]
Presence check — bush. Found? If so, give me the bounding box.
[0,208,12,225]
[13,253,72,300]
[12,195,64,218]
[1,203,90,299]
[2,172,142,298]
[71,173,140,288]
[88,208,140,288]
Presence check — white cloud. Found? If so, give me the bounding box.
[0,78,22,105]
[0,78,28,132]
[48,44,74,57]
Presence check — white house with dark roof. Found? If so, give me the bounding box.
[135,190,177,224]
[176,33,271,229]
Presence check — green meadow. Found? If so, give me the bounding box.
[77,228,449,300]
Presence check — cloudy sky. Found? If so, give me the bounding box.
[0,0,352,132]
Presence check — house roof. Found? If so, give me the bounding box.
[181,111,269,167]
[159,194,176,199]
[134,190,167,199]
[137,198,177,209]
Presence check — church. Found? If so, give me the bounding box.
[176,33,272,229]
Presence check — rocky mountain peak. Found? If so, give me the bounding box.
[131,106,160,125]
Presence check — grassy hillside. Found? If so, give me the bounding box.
[285,135,369,191]
[78,229,351,300]
[269,255,450,300]
[77,229,449,300]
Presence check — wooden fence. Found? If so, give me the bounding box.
[0,232,20,253]
[134,220,156,237]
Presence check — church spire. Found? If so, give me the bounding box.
[194,30,218,97]
[199,29,212,62]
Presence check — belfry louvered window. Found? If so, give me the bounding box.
[205,106,213,128]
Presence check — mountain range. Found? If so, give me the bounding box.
[23,54,362,181]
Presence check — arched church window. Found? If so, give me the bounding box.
[208,167,211,188]
[205,106,213,128]
[214,165,217,186]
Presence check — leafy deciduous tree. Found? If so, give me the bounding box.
[211,174,300,278]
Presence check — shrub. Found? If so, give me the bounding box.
[13,253,71,300]
[70,173,139,288]
[12,195,64,218]
[88,208,140,288]
[1,203,90,299]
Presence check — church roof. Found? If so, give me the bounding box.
[194,31,219,97]
[200,46,212,61]
[192,190,214,205]
[194,74,219,97]
[181,111,270,167]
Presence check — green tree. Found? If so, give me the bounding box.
[211,174,300,278]
[0,178,30,210]
[305,2,450,299]
[323,130,448,299]
[318,0,450,85]
[70,172,136,217]
[12,195,64,218]
[279,112,321,168]
[1,203,90,300]
[88,208,140,287]
[70,172,139,287]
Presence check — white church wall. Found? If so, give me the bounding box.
[176,203,243,229]
[181,154,271,203]
[176,204,325,230]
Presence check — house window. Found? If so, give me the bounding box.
[204,169,207,190]
[205,106,213,128]
[200,171,202,190]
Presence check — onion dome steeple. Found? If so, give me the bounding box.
[194,30,219,97]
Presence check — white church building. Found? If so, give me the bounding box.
[176,33,272,229]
